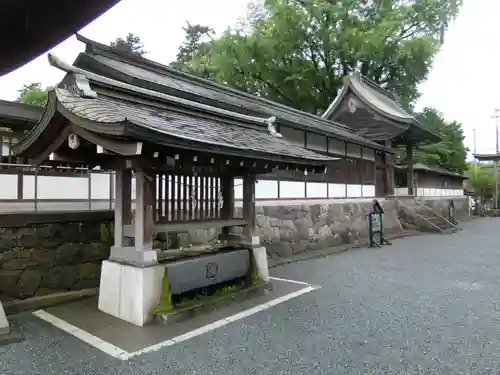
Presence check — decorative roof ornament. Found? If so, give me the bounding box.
[47,53,98,99]
[266,116,282,138]
[348,98,358,113]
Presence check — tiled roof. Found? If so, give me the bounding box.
[57,87,333,163]
[73,34,388,151]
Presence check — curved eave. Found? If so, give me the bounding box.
[12,90,60,158]
[348,80,414,125]
[73,41,389,153]
[123,122,331,169]
[0,100,43,131]
[1,0,120,76]
[394,126,442,145]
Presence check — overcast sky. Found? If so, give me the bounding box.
[0,0,495,157]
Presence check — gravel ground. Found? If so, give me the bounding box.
[2,217,500,374]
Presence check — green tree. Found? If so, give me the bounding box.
[176,0,462,114]
[16,82,51,107]
[466,164,495,202]
[395,107,468,173]
[110,33,146,56]
[170,23,214,75]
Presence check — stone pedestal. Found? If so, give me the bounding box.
[252,246,269,283]
[98,259,165,327]
[0,301,9,336]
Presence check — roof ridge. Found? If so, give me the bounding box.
[48,53,284,135]
[76,34,359,135]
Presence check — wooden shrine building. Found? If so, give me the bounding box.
[69,35,390,201]
[12,52,335,325]
[322,74,442,197]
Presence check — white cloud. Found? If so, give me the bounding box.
[1,0,495,158]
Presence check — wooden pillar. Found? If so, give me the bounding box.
[406,143,414,196]
[220,174,235,237]
[135,169,155,251]
[384,140,395,196]
[114,169,132,247]
[243,174,256,237]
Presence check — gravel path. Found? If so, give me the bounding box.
[2,217,500,374]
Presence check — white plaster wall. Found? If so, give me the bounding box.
[256,180,278,199]
[0,174,18,199]
[362,185,376,197]
[328,183,346,198]
[416,188,464,197]
[306,182,328,198]
[279,181,306,198]
[346,184,362,198]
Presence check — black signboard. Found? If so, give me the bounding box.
[368,199,391,248]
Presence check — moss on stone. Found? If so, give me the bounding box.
[99,223,111,243]
[152,269,173,314]
[249,267,259,286]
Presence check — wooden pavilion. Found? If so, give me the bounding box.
[12,53,334,326]
[322,74,442,197]
[60,35,392,201]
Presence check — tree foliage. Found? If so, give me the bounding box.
[466,164,495,201]
[110,33,146,56]
[170,23,214,72]
[174,0,462,114]
[395,107,468,172]
[16,82,51,107]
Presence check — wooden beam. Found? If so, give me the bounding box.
[134,169,155,251]
[243,174,256,237]
[406,143,414,196]
[114,168,132,247]
[384,140,395,196]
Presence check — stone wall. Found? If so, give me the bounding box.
[178,197,469,259]
[0,211,113,302]
[0,197,470,302]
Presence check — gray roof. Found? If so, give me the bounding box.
[0,100,43,130]
[73,34,388,152]
[324,75,414,123]
[322,74,441,144]
[473,153,500,162]
[56,87,333,163]
[13,54,335,170]
[395,163,466,179]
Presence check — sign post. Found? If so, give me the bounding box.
[448,199,456,224]
[368,199,392,248]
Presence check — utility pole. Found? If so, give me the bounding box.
[492,109,500,210]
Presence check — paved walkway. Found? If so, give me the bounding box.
[2,218,500,374]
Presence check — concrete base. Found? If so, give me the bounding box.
[109,246,158,267]
[98,260,165,327]
[0,301,9,335]
[252,246,269,283]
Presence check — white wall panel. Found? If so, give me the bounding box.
[256,180,278,199]
[90,173,111,199]
[346,184,362,198]
[328,183,346,198]
[306,182,327,198]
[362,185,376,197]
[0,174,18,199]
[280,181,305,198]
[234,178,243,200]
